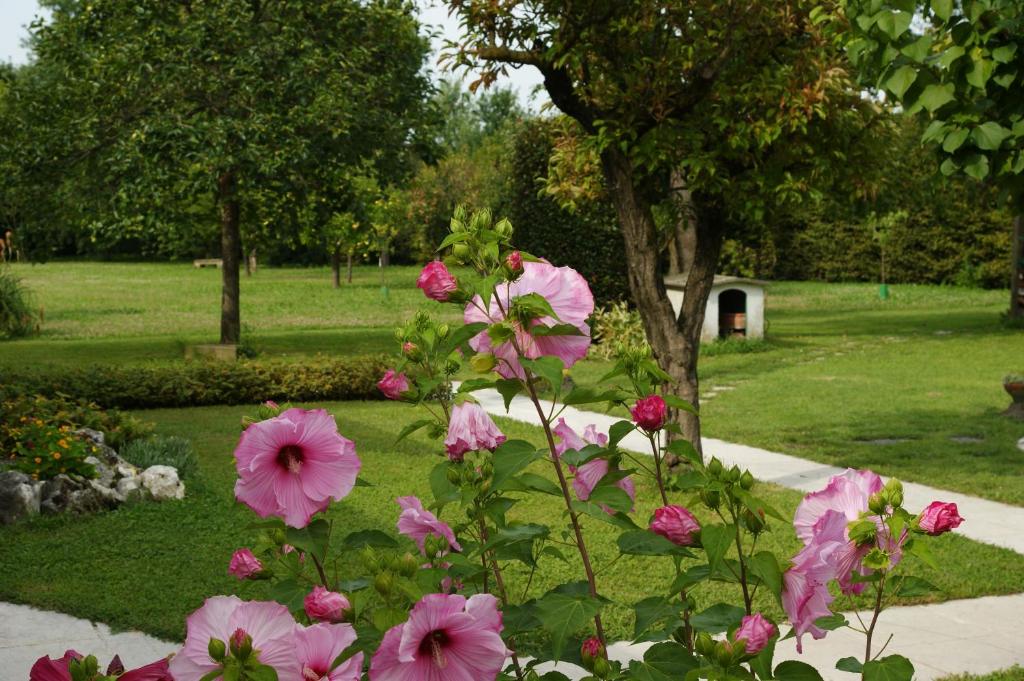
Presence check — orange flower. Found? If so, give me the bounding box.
[58,439,69,449]
[33,457,42,464]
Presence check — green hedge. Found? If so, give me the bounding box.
[505,119,630,306]
[2,355,390,410]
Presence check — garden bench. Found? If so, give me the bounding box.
[192,258,223,268]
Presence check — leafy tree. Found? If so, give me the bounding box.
[5,0,430,343]
[843,0,1024,317]
[445,1,880,449]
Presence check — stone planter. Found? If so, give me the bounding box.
[1003,381,1024,419]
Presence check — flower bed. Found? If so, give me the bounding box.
[32,210,966,681]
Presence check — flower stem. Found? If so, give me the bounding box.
[647,432,669,506]
[310,553,330,589]
[729,502,752,614]
[862,574,887,677]
[523,373,606,644]
[477,508,525,681]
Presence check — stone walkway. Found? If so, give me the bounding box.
[2,390,1022,679]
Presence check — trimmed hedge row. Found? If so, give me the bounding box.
[2,355,390,410]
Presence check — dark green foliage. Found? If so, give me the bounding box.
[119,436,198,480]
[505,119,629,306]
[2,355,390,410]
[0,268,40,338]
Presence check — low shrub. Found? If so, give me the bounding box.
[2,354,390,409]
[0,267,40,338]
[120,435,197,479]
[0,391,153,452]
[6,419,96,480]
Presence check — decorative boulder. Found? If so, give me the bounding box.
[141,465,185,501]
[0,471,41,525]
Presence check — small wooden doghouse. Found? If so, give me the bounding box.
[664,274,769,342]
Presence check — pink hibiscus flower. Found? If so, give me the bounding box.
[234,408,361,528]
[30,651,81,681]
[294,622,363,681]
[553,419,633,514]
[396,496,462,556]
[464,261,594,380]
[444,402,506,461]
[168,596,299,681]
[369,594,509,681]
[793,468,882,544]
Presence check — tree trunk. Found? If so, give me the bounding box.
[331,247,342,289]
[347,250,354,283]
[667,168,697,276]
[1011,214,1023,319]
[601,149,724,456]
[218,171,242,345]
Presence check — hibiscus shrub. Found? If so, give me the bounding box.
[5,355,389,410]
[34,208,966,681]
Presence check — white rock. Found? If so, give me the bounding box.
[116,475,143,500]
[115,463,140,479]
[140,466,185,501]
[1018,436,1024,452]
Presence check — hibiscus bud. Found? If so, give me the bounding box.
[437,324,450,339]
[695,632,716,657]
[700,488,721,510]
[377,369,410,400]
[580,637,606,671]
[304,585,351,623]
[630,395,667,431]
[716,640,738,667]
[470,353,497,373]
[739,471,754,490]
[417,261,459,301]
[914,501,964,535]
[402,341,422,361]
[506,250,523,272]
[374,572,395,596]
[868,492,888,515]
[452,243,471,261]
[593,657,612,679]
[883,479,904,508]
[399,552,421,578]
[208,637,227,662]
[228,548,264,580]
[732,613,777,655]
[742,508,766,535]
[650,505,701,546]
[446,466,462,485]
[707,457,724,477]
[229,628,253,661]
[727,465,742,482]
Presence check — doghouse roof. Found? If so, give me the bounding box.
[663,274,771,291]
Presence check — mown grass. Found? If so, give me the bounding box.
[1,402,1022,645]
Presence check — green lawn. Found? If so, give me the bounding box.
[0,401,1021,646]
[3,264,1023,503]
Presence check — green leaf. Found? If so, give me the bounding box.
[633,596,682,640]
[836,657,864,674]
[895,575,940,597]
[967,55,994,89]
[942,127,970,153]
[670,565,711,594]
[563,387,630,405]
[455,378,497,394]
[628,642,699,681]
[963,154,990,180]
[747,551,783,600]
[269,577,306,612]
[521,356,565,391]
[993,44,1018,64]
[514,472,562,496]
[884,65,917,98]
[444,322,488,352]
[495,378,522,410]
[429,462,460,506]
[733,489,786,521]
[940,157,960,176]
[904,537,939,569]
[245,664,279,681]
[774,660,825,681]
[750,638,776,679]
[875,10,912,39]
[665,439,703,468]
[813,613,849,631]
[700,523,734,571]
[340,529,398,549]
[532,323,584,337]
[863,655,915,681]
[559,444,605,468]
[492,439,544,489]
[689,603,745,634]
[972,122,1010,150]
[938,45,965,69]
[436,231,470,250]
[586,481,634,514]
[609,420,636,447]
[931,0,952,21]
[662,394,697,415]
[395,418,433,445]
[535,586,607,659]
[571,500,640,529]
[919,83,956,112]
[285,518,330,559]
[512,292,559,322]
[617,529,695,557]
[900,35,933,63]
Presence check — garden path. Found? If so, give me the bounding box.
[471,387,1024,680]
[2,389,1022,679]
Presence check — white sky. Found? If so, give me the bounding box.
[0,0,547,108]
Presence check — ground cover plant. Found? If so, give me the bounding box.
[18,216,1024,681]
